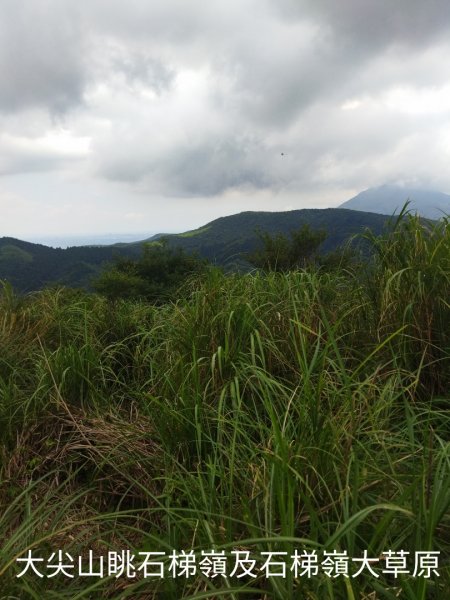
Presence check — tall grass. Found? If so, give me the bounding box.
[0,215,449,598]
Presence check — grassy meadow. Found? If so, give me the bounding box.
[0,215,449,599]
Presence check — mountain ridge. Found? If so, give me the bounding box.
[339,184,450,219]
[1,207,392,292]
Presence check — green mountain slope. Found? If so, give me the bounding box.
[156,208,390,265]
[1,208,391,291]
[0,238,141,292]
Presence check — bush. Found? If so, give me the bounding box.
[247,223,327,271]
[94,239,207,302]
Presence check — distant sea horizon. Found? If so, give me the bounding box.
[23,232,162,249]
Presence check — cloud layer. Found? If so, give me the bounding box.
[1,0,450,235]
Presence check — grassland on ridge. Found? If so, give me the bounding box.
[0,215,449,599]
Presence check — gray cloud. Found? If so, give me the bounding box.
[278,1,450,50]
[96,128,276,197]
[112,53,175,93]
[0,1,87,114]
[0,120,89,176]
[156,137,274,197]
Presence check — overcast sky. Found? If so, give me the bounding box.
[2,0,450,239]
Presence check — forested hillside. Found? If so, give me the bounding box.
[1,208,391,291]
[0,237,141,292]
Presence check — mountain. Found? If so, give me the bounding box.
[0,237,141,293]
[154,208,390,265]
[339,184,450,219]
[0,208,392,292]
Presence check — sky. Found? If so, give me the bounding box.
[2,0,450,240]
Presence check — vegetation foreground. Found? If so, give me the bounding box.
[0,216,449,599]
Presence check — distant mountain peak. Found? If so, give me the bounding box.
[340,184,450,219]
